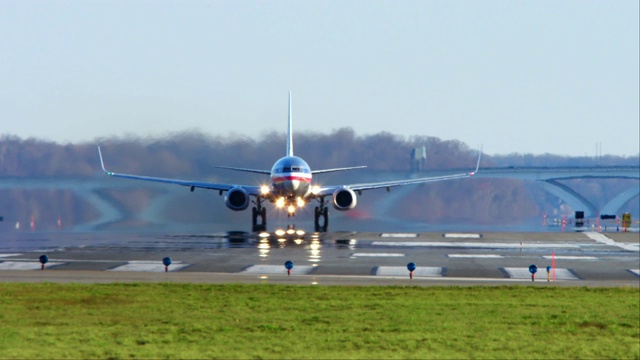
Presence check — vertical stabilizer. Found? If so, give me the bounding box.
[287,91,293,156]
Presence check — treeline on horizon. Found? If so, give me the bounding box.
[1,128,638,177]
[0,129,638,230]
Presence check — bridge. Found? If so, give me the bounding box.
[472,166,639,217]
[0,166,638,231]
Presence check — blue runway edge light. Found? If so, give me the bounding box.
[163,257,172,267]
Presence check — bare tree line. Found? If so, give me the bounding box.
[0,130,637,231]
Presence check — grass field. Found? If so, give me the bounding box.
[0,283,638,359]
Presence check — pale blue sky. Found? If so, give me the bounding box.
[1,0,638,156]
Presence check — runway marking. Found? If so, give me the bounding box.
[7,258,123,263]
[542,255,598,260]
[375,266,443,277]
[241,265,316,275]
[109,261,189,272]
[443,233,482,239]
[447,254,504,258]
[584,232,639,252]
[629,269,640,277]
[0,254,22,258]
[502,267,579,280]
[372,242,580,249]
[0,261,65,270]
[352,253,405,257]
[380,233,418,238]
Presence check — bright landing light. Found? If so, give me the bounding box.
[260,185,270,195]
[296,197,305,207]
[287,205,296,214]
[276,197,285,208]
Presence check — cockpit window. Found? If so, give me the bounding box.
[280,166,309,173]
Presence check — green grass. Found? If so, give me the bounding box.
[0,284,638,359]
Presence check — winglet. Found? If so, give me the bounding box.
[470,146,482,176]
[97,146,112,175]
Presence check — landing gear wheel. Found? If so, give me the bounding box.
[321,207,328,232]
[323,207,328,229]
[252,206,267,233]
[314,206,329,233]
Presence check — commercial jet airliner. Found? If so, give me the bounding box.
[98,93,480,232]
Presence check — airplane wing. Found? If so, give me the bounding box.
[98,147,261,195]
[313,151,482,197]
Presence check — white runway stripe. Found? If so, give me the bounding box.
[584,232,639,251]
[447,254,504,258]
[375,266,443,277]
[241,265,315,275]
[542,256,598,260]
[109,261,189,272]
[380,233,418,238]
[0,261,64,270]
[352,253,405,257]
[502,267,579,280]
[444,233,482,239]
[373,242,580,249]
[8,258,122,263]
[629,269,640,277]
[0,254,22,258]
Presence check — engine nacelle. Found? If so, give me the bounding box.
[225,187,250,211]
[332,187,357,211]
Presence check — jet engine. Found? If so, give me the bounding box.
[332,187,357,211]
[225,187,250,211]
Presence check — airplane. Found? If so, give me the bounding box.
[98,92,481,232]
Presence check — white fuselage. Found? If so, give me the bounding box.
[270,156,312,200]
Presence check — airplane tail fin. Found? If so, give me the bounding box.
[287,91,293,157]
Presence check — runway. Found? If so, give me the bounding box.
[0,230,638,287]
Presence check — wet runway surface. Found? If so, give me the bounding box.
[1,230,638,286]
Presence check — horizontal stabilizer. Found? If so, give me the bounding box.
[213,166,271,175]
[311,166,367,175]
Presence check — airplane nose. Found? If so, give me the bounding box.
[288,180,300,191]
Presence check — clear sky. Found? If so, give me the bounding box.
[1,0,638,156]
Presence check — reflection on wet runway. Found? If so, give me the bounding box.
[0,230,638,285]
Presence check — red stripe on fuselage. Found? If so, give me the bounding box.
[271,175,312,183]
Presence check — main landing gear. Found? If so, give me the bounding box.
[251,197,329,233]
[314,198,328,233]
[252,198,267,232]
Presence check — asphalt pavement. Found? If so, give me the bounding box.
[0,230,638,287]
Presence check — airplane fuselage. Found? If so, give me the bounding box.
[270,156,312,200]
